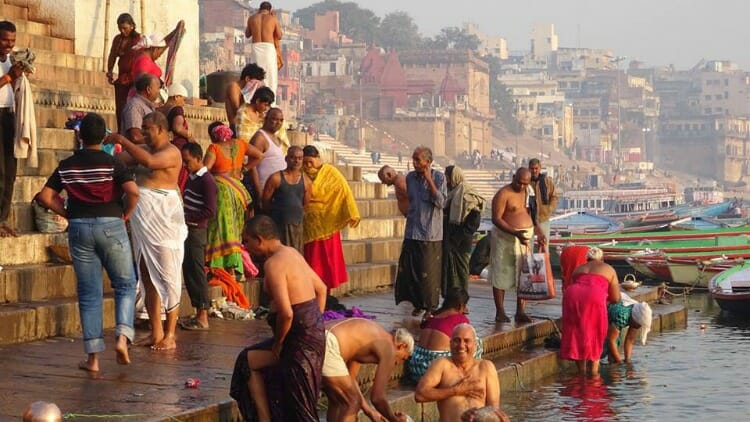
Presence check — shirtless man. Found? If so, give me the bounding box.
[415,324,500,422]
[225,63,265,128]
[377,165,409,217]
[489,168,545,323]
[109,111,187,351]
[322,318,413,422]
[230,215,327,422]
[245,2,282,96]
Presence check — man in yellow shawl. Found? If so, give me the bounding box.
[301,145,360,290]
[442,165,486,295]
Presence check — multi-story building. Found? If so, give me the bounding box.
[531,24,558,60]
[464,22,508,59]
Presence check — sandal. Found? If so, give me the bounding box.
[179,318,209,331]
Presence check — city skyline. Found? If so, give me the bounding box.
[274,0,749,70]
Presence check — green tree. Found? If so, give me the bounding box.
[484,55,521,135]
[422,27,480,51]
[376,11,422,50]
[293,0,380,44]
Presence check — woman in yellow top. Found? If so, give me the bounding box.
[235,87,289,151]
[203,122,263,278]
[301,145,360,291]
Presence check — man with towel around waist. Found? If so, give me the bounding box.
[245,1,281,98]
[110,111,187,351]
[489,167,546,324]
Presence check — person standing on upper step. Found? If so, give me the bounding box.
[395,146,446,321]
[247,107,287,212]
[121,74,160,144]
[245,1,282,99]
[0,21,24,237]
[38,112,139,372]
[528,158,558,242]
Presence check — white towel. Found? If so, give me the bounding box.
[130,187,187,312]
[13,74,37,167]
[249,42,278,99]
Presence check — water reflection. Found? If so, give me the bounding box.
[502,293,750,421]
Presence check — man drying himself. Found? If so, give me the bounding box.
[230,215,327,422]
[38,113,139,371]
[245,1,282,97]
[489,167,544,323]
[110,111,187,350]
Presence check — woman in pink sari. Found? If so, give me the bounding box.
[560,247,621,378]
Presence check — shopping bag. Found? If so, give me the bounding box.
[518,243,556,301]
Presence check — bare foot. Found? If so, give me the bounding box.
[134,334,162,347]
[0,225,18,237]
[495,313,511,323]
[151,335,176,351]
[78,359,99,372]
[115,336,131,365]
[515,313,533,324]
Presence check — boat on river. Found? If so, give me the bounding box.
[709,263,750,315]
[549,211,623,236]
[549,226,750,246]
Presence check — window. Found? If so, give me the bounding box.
[705,108,712,114]
[705,95,712,100]
[715,94,723,100]
[329,62,336,74]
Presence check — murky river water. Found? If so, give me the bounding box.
[502,293,750,421]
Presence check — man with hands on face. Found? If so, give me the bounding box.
[394,146,446,320]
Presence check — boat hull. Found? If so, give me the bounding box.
[713,293,750,315]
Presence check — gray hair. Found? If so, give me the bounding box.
[394,328,415,355]
[587,246,604,261]
[413,146,433,162]
[452,323,478,341]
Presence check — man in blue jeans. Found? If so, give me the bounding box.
[38,112,140,372]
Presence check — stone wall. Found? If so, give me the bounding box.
[25,0,200,97]
[375,119,446,157]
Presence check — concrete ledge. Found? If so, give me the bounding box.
[331,263,397,297]
[343,238,402,265]
[342,218,405,241]
[0,232,67,265]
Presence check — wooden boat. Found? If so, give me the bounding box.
[666,256,746,287]
[670,216,749,230]
[598,235,750,256]
[549,226,750,246]
[625,248,750,284]
[709,262,750,315]
[549,211,623,236]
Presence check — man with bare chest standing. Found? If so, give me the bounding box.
[245,1,282,97]
[489,168,545,323]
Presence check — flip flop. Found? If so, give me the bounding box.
[179,318,209,331]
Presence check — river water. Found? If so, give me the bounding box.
[501,293,750,421]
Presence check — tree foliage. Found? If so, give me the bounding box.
[421,27,480,51]
[376,11,422,50]
[484,55,522,135]
[293,0,380,44]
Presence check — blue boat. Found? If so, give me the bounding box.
[549,211,623,236]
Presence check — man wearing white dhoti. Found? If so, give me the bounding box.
[245,1,282,98]
[109,111,187,351]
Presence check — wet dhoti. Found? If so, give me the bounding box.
[488,226,533,290]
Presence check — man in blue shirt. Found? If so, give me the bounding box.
[394,146,446,319]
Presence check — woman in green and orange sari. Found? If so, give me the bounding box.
[204,122,263,278]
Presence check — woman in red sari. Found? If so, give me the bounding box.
[560,247,621,377]
[106,13,141,132]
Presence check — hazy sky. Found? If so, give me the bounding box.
[273,0,748,70]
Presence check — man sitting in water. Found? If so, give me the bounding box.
[415,324,500,422]
[322,318,414,422]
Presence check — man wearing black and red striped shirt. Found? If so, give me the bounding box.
[38,112,140,372]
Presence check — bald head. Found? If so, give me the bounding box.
[378,165,396,185]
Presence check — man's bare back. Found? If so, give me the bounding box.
[138,144,182,190]
[265,245,325,308]
[245,11,281,43]
[325,318,392,364]
[393,174,408,217]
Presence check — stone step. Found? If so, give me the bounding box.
[31,63,111,90]
[7,14,50,37]
[0,263,84,303]
[356,198,402,219]
[332,262,397,297]
[12,175,46,203]
[0,2,29,21]
[348,181,388,200]
[16,31,74,54]
[341,217,405,241]
[17,148,73,177]
[0,232,66,266]
[33,49,103,73]
[342,237,402,265]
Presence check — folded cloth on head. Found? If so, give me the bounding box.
[631,302,652,345]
